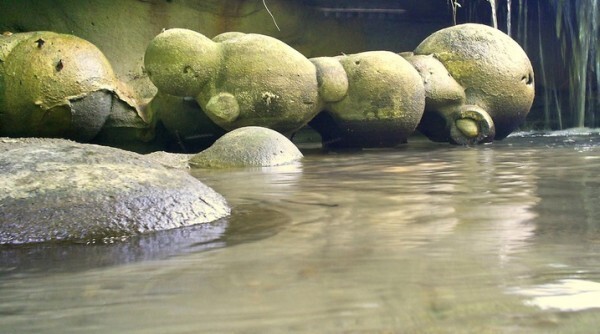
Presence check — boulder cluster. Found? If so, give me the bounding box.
[1,24,535,151]
[144,24,534,149]
[0,24,535,245]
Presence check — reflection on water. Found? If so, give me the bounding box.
[1,130,600,333]
[0,205,289,276]
[511,279,600,311]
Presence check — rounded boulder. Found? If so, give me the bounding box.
[414,23,535,140]
[0,138,230,245]
[189,126,303,168]
[0,32,119,141]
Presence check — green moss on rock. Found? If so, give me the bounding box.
[0,32,118,141]
[310,51,425,149]
[414,23,535,140]
[145,29,320,135]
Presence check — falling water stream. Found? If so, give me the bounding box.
[488,0,498,28]
[506,0,512,36]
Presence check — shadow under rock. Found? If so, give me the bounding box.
[0,204,290,276]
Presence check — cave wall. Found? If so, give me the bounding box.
[0,0,445,103]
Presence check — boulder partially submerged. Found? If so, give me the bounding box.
[0,138,230,245]
[189,126,303,168]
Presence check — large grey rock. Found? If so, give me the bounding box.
[189,126,302,168]
[0,138,230,244]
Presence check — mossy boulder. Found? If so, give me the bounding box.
[144,29,320,136]
[310,56,349,104]
[309,51,425,149]
[0,32,115,141]
[0,138,230,245]
[0,31,154,147]
[403,53,495,145]
[189,126,302,168]
[414,23,535,141]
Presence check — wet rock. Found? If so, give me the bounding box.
[0,138,230,245]
[189,126,302,168]
[144,29,320,135]
[0,204,290,275]
[414,23,535,142]
[309,51,425,149]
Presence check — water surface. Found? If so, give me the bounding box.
[2,130,600,333]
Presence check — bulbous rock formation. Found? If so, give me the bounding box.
[0,31,155,149]
[144,29,321,136]
[0,138,230,245]
[1,32,121,141]
[310,51,425,149]
[412,23,535,144]
[145,28,427,149]
[142,24,534,149]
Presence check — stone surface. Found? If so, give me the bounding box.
[414,23,535,141]
[144,151,193,169]
[189,126,303,168]
[0,31,154,149]
[0,138,230,244]
[0,32,116,141]
[145,29,321,135]
[91,92,160,153]
[403,53,496,144]
[309,51,425,149]
[147,92,225,153]
[1,0,439,104]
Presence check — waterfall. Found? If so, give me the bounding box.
[506,0,512,36]
[449,0,598,129]
[517,0,528,52]
[488,0,498,28]
[551,0,599,127]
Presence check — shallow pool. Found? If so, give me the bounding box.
[2,129,600,333]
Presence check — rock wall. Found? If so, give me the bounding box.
[0,0,443,103]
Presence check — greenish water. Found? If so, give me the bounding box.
[2,129,600,333]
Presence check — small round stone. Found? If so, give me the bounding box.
[190,126,303,168]
[455,118,479,138]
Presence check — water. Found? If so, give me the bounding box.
[550,0,599,128]
[1,130,600,333]
[527,0,599,129]
[488,0,498,28]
